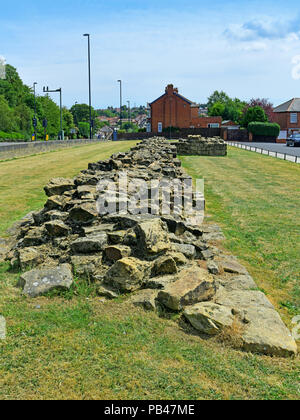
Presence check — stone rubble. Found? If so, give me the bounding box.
[175,135,227,156]
[1,137,297,357]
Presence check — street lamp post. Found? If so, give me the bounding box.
[117,80,122,126]
[127,100,131,124]
[83,34,92,139]
[43,86,64,140]
[33,82,37,141]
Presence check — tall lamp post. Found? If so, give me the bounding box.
[83,33,92,139]
[33,82,37,141]
[127,100,131,124]
[43,86,64,140]
[117,80,122,127]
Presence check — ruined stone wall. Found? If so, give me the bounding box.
[0,137,297,357]
[175,135,227,156]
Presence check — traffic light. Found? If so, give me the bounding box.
[32,117,37,127]
[43,119,48,128]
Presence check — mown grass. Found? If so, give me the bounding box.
[0,141,137,236]
[0,143,299,400]
[180,147,300,325]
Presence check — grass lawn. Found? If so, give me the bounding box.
[0,143,299,400]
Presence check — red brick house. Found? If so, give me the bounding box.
[149,84,222,132]
[273,98,300,140]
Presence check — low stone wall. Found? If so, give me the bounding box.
[174,135,227,156]
[0,139,105,160]
[0,137,296,357]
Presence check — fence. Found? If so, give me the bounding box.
[0,139,105,160]
[227,141,300,164]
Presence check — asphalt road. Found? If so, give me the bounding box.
[233,142,300,157]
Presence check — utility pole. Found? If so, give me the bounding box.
[43,86,64,140]
[83,34,92,139]
[117,80,122,127]
[33,82,37,141]
[127,100,131,124]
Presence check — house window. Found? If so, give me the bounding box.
[208,123,220,128]
[158,122,163,133]
[290,113,298,124]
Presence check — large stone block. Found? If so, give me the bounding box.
[157,265,216,310]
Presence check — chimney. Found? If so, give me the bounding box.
[165,84,174,95]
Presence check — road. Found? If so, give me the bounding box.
[233,142,300,157]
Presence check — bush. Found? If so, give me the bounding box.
[0,131,26,141]
[248,122,280,137]
[243,106,268,127]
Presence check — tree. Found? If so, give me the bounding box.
[0,95,17,132]
[208,102,225,117]
[244,98,275,122]
[207,91,246,123]
[62,107,75,135]
[78,122,90,138]
[207,91,230,110]
[242,106,268,127]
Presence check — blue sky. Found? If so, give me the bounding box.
[1,0,300,108]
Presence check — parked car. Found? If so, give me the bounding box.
[287,133,300,147]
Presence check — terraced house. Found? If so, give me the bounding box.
[149,84,222,132]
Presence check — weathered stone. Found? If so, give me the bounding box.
[45,195,70,211]
[104,257,150,292]
[184,302,234,335]
[21,227,47,247]
[143,275,177,290]
[71,255,102,277]
[18,264,73,297]
[0,316,6,340]
[97,284,120,299]
[107,230,127,244]
[77,185,96,198]
[69,203,98,224]
[0,238,9,262]
[216,275,257,291]
[151,255,177,276]
[71,233,107,254]
[129,289,159,311]
[172,243,196,259]
[104,245,132,261]
[168,252,188,266]
[45,220,70,237]
[157,266,216,311]
[83,224,115,236]
[17,247,43,270]
[44,178,75,197]
[135,218,170,255]
[215,287,297,357]
[207,261,220,275]
[217,257,248,275]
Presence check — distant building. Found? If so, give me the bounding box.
[222,120,240,129]
[273,98,300,140]
[149,84,222,132]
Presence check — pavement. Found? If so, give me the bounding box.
[231,142,300,158]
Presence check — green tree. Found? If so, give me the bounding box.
[208,101,225,117]
[242,106,268,127]
[0,95,17,132]
[78,122,90,138]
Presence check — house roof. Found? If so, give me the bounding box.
[150,91,195,106]
[274,98,300,113]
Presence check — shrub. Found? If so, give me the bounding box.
[0,131,26,141]
[248,122,280,137]
[243,106,268,127]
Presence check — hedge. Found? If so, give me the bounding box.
[248,122,280,137]
[0,131,28,141]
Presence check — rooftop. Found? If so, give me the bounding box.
[274,98,300,113]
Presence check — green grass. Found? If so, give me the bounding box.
[180,147,300,324]
[0,143,299,400]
